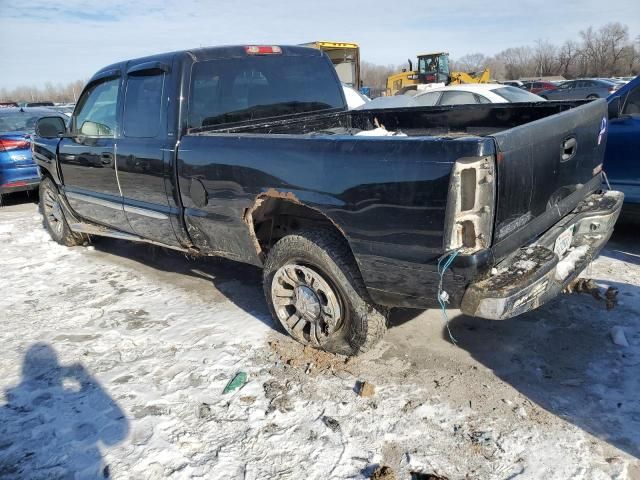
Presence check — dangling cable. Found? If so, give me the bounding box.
[437,249,462,344]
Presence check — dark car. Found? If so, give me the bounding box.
[0,108,67,195]
[539,79,621,100]
[521,81,557,94]
[605,75,640,218]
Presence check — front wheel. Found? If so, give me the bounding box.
[263,229,388,356]
[39,177,86,247]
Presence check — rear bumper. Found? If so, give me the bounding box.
[460,190,624,319]
[0,178,40,194]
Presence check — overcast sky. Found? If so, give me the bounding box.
[1,0,639,89]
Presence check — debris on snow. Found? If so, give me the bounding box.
[321,415,340,432]
[605,286,619,310]
[611,326,629,347]
[222,371,247,393]
[564,277,601,299]
[371,465,397,480]
[357,381,376,397]
[198,403,212,419]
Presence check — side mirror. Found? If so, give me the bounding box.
[36,116,67,138]
[608,96,621,119]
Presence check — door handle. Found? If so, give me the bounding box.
[561,137,577,162]
[101,152,113,165]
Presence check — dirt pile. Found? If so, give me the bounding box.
[267,338,358,376]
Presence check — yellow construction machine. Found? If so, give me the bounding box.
[302,41,361,89]
[386,52,490,95]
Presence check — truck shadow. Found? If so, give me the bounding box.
[90,238,277,330]
[446,283,640,459]
[0,343,129,477]
[0,190,38,207]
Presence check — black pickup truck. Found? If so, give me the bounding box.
[33,45,623,355]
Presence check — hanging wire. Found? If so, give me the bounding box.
[437,249,462,344]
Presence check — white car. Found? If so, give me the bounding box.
[342,84,370,109]
[414,83,545,106]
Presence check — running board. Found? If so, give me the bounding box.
[69,222,193,254]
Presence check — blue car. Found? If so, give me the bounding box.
[0,108,66,196]
[606,75,640,219]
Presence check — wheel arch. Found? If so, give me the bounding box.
[244,193,363,273]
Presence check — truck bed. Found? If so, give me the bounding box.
[188,100,589,138]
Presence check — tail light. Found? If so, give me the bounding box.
[245,45,282,55]
[0,138,30,152]
[443,155,496,253]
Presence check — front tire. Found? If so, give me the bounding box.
[39,177,86,247]
[263,229,387,356]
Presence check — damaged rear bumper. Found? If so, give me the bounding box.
[460,190,624,320]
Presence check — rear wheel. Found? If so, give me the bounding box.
[39,177,86,246]
[263,229,387,356]
[587,94,599,99]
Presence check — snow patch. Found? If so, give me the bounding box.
[555,245,590,281]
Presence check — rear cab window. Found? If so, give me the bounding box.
[188,54,345,129]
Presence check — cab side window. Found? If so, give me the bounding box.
[622,87,640,115]
[123,73,164,138]
[74,78,119,136]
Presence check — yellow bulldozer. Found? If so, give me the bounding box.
[386,52,490,96]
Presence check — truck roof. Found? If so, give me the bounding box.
[91,45,323,83]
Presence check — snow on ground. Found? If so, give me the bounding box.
[0,200,639,479]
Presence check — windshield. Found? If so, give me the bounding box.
[493,86,545,102]
[188,55,345,129]
[0,111,48,132]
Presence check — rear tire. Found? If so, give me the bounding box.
[263,229,388,356]
[587,94,599,99]
[39,177,86,247]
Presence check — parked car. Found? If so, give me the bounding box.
[605,75,640,219]
[0,102,19,108]
[18,101,55,108]
[538,79,621,100]
[0,108,67,195]
[342,83,370,109]
[412,84,545,106]
[521,81,557,94]
[33,44,622,355]
[502,80,524,88]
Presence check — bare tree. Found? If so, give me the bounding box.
[558,40,581,78]
[580,22,629,76]
[452,53,488,73]
[533,40,558,77]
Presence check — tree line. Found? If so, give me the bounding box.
[0,79,86,104]
[2,22,638,102]
[362,22,639,89]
